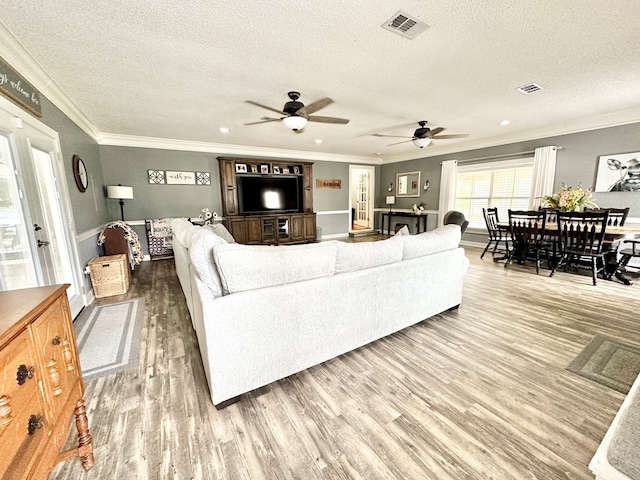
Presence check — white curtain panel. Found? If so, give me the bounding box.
[438,160,458,227]
[529,146,558,209]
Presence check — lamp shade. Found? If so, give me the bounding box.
[385,195,396,205]
[413,137,432,148]
[107,185,134,199]
[282,115,308,131]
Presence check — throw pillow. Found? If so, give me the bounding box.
[206,223,236,243]
[188,229,226,297]
[394,225,410,236]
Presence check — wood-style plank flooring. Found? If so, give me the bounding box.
[49,244,640,479]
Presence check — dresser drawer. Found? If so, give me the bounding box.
[0,329,48,476]
[31,296,80,423]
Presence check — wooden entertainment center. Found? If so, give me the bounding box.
[218,157,316,245]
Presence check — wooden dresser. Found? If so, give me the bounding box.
[0,285,94,479]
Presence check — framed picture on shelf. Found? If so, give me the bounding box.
[250,164,259,173]
[282,167,290,174]
[260,164,269,174]
[235,163,248,173]
[293,166,300,174]
[273,166,281,174]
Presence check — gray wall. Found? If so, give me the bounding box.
[379,121,640,241]
[99,146,378,237]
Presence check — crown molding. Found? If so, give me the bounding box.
[0,22,101,140]
[96,133,382,164]
[382,107,640,164]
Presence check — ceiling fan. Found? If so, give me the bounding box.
[372,121,468,148]
[244,91,350,132]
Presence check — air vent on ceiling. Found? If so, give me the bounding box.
[381,11,430,39]
[516,83,543,95]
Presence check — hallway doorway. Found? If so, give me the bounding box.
[349,165,375,234]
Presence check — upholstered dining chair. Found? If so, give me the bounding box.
[443,210,469,234]
[481,207,511,260]
[505,210,548,274]
[550,210,609,285]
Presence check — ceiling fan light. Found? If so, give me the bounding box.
[282,115,308,131]
[413,137,432,148]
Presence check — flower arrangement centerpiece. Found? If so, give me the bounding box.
[199,208,218,225]
[412,202,426,214]
[541,183,598,212]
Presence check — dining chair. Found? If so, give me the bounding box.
[619,240,640,275]
[550,210,609,285]
[505,210,548,273]
[539,206,560,265]
[481,207,510,260]
[586,207,629,226]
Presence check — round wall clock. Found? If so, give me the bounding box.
[72,154,88,192]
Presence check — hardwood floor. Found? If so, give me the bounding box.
[49,247,639,479]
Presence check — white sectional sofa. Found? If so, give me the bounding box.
[171,218,469,408]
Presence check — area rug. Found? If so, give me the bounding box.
[567,335,640,394]
[74,298,144,381]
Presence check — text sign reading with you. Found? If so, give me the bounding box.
[166,171,196,184]
[0,57,42,117]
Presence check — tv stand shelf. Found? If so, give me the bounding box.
[218,157,316,245]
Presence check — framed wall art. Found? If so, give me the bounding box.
[595,151,640,192]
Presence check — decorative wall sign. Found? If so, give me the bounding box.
[0,56,42,117]
[196,172,211,185]
[316,179,342,189]
[595,152,640,192]
[149,170,210,185]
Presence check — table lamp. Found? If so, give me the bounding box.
[107,184,134,221]
[386,195,395,213]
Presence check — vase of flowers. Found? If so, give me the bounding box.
[412,203,425,214]
[199,208,218,225]
[541,184,598,212]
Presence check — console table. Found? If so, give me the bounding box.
[381,211,428,236]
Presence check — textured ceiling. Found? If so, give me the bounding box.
[2,0,640,162]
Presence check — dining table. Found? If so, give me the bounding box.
[497,222,640,285]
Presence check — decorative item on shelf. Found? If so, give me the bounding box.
[293,166,300,174]
[541,183,598,212]
[235,164,247,173]
[412,202,426,214]
[386,195,395,213]
[282,167,290,174]
[250,164,259,173]
[273,166,281,174]
[260,164,269,174]
[199,208,219,225]
[106,184,134,221]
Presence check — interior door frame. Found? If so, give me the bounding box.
[0,96,86,316]
[348,165,375,234]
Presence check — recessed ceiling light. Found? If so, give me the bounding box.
[219,127,230,133]
[315,139,323,144]
[499,120,511,126]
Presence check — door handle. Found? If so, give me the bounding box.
[37,239,50,248]
[33,224,42,231]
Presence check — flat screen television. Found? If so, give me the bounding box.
[237,175,301,215]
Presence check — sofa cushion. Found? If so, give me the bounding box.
[401,225,461,260]
[213,241,338,294]
[395,225,410,236]
[189,229,227,297]
[335,234,403,274]
[205,223,236,243]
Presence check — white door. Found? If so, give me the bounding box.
[349,165,375,233]
[0,97,85,317]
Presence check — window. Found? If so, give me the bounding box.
[455,158,534,230]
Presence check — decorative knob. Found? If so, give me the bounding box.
[27,414,43,435]
[16,364,34,385]
[52,336,61,345]
[0,396,13,428]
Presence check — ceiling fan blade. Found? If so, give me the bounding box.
[297,97,333,116]
[425,127,445,138]
[432,134,469,139]
[307,115,349,124]
[245,100,285,116]
[371,133,413,139]
[243,117,282,126]
[388,139,413,146]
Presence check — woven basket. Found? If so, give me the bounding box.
[88,254,130,298]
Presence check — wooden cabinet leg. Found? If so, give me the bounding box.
[74,399,95,470]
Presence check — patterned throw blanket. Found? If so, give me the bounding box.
[97,221,143,268]
[149,218,173,247]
